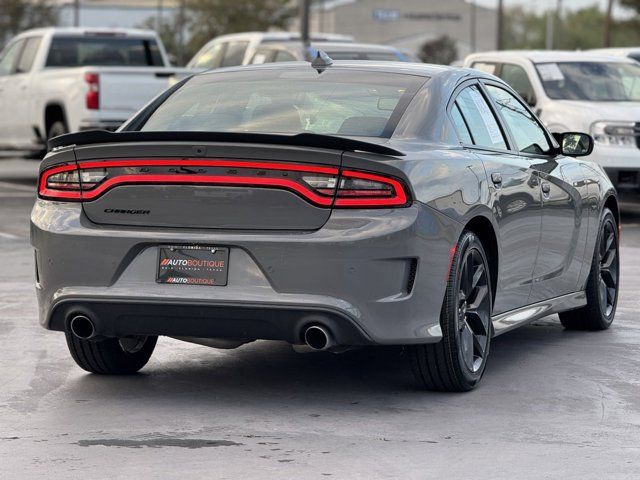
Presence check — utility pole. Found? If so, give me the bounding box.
[603,0,614,47]
[300,0,311,54]
[156,0,164,33]
[73,0,80,27]
[545,5,554,50]
[496,0,504,50]
[555,0,563,49]
[177,0,186,65]
[470,0,477,53]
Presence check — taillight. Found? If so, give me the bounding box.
[85,72,100,110]
[38,159,410,208]
[334,170,409,207]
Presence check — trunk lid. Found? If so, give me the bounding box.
[74,141,343,230]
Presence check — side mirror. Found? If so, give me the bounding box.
[554,132,594,157]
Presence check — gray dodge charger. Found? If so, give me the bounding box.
[31,58,620,391]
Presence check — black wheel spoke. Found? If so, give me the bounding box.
[460,324,475,371]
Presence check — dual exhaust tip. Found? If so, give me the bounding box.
[69,315,96,340]
[69,315,336,351]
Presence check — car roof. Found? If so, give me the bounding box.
[467,50,636,64]
[17,27,157,38]
[589,47,640,56]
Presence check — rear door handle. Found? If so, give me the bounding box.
[491,172,502,186]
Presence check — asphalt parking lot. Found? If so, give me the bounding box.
[1,156,639,479]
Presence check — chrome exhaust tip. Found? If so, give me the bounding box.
[304,325,334,351]
[69,315,96,340]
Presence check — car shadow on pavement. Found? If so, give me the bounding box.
[63,317,592,406]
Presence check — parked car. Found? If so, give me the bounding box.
[186,31,354,70]
[589,47,640,63]
[248,41,412,64]
[464,51,640,193]
[33,60,619,391]
[0,27,189,151]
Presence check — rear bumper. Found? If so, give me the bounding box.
[31,200,461,345]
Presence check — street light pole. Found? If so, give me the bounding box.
[300,0,311,55]
[496,0,504,50]
[73,0,80,27]
[545,4,554,50]
[156,0,164,33]
[177,0,186,65]
[470,0,477,53]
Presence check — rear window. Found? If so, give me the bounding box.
[46,36,164,67]
[140,68,426,138]
[325,51,405,62]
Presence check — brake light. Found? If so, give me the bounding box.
[38,159,410,208]
[85,72,100,110]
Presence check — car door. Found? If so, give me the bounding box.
[450,81,543,315]
[0,38,26,145]
[9,36,42,145]
[482,81,589,303]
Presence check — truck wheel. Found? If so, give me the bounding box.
[65,333,157,374]
[47,120,67,140]
[559,208,619,330]
[409,231,493,392]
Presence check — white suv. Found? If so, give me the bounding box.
[464,51,640,192]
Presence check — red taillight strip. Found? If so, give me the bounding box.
[78,159,339,175]
[39,164,82,200]
[80,174,333,206]
[334,170,408,207]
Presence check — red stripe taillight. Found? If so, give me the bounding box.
[38,159,410,208]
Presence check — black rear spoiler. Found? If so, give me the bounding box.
[48,130,405,157]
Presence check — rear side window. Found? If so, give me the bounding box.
[46,36,164,67]
[220,41,249,67]
[450,103,473,144]
[454,85,507,149]
[17,36,42,73]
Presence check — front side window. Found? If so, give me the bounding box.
[486,85,551,155]
[46,36,163,67]
[0,40,25,76]
[140,69,426,138]
[273,50,296,62]
[454,85,507,149]
[536,61,640,101]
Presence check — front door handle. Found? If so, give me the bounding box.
[491,172,502,186]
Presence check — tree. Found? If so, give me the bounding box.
[418,35,458,65]
[185,0,294,60]
[0,0,57,46]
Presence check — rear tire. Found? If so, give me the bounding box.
[65,334,157,374]
[559,208,619,330]
[47,120,67,140]
[409,231,493,392]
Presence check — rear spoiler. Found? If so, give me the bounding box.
[48,130,405,157]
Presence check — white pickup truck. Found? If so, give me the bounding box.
[0,27,187,151]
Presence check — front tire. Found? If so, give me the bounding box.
[65,334,157,374]
[409,231,493,392]
[559,208,619,330]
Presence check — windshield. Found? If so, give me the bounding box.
[140,69,425,137]
[536,62,640,101]
[46,36,164,67]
